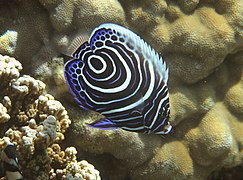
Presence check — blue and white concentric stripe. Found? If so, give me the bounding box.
[64,23,172,135]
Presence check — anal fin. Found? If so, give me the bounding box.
[86,118,119,130]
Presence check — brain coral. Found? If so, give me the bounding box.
[0,0,242,180]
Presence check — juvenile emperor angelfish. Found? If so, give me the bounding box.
[64,23,172,135]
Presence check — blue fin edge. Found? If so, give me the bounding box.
[86,118,119,130]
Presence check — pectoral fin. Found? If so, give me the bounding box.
[86,118,119,130]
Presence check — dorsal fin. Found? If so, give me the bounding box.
[66,33,89,57]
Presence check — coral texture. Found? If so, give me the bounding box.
[0,30,18,55]
[0,55,100,180]
[48,145,101,179]
[0,54,22,90]
[0,0,242,180]
[0,103,10,124]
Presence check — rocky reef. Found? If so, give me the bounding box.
[0,0,243,180]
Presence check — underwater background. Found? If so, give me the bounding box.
[0,0,243,179]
